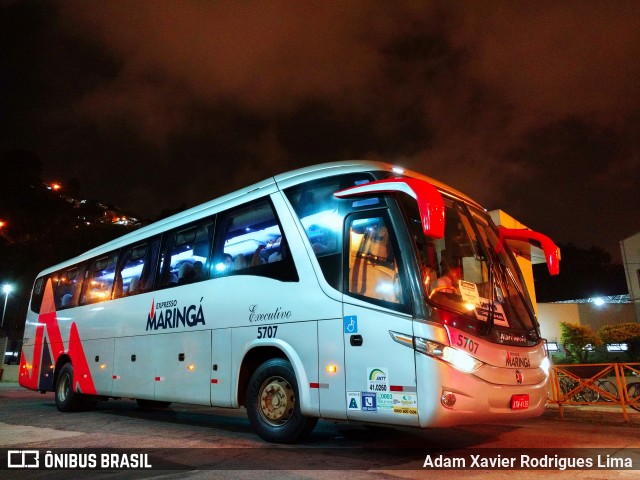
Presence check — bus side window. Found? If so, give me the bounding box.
[157,221,214,289]
[284,173,376,291]
[213,198,298,282]
[113,238,160,298]
[54,265,86,309]
[139,237,160,292]
[345,213,409,313]
[30,276,46,313]
[82,252,119,304]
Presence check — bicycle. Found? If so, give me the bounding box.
[626,382,640,412]
[589,377,640,411]
[558,375,599,402]
[594,379,618,402]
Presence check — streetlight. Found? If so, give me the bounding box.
[1,284,12,329]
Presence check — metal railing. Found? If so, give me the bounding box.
[549,362,640,422]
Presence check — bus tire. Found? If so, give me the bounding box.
[136,399,172,410]
[246,358,317,444]
[55,363,85,412]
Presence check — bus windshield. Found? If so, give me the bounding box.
[405,196,539,342]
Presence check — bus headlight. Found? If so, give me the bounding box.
[390,332,483,373]
[440,345,483,373]
[540,356,551,376]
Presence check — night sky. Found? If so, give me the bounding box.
[2,1,639,262]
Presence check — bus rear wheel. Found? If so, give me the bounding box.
[246,358,317,443]
[55,363,91,412]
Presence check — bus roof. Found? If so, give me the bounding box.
[272,160,480,208]
[36,160,482,276]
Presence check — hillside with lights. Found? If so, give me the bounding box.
[0,150,145,338]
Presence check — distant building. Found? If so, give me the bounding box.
[531,234,638,358]
[489,210,549,315]
[537,296,635,346]
[621,232,640,323]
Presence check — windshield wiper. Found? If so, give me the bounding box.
[485,265,495,334]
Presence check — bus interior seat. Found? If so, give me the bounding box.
[60,293,73,308]
[233,254,248,271]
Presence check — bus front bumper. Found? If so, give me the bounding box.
[416,353,549,428]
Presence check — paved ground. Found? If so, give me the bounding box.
[1,382,639,479]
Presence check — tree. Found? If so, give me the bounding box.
[559,322,602,363]
[598,323,640,361]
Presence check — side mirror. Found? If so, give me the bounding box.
[334,178,445,239]
[497,227,560,276]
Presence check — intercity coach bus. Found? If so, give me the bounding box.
[19,160,559,443]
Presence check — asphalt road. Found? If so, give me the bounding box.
[1,382,639,479]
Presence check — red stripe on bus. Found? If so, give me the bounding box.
[211,379,218,384]
[19,278,96,394]
[309,383,320,388]
[390,385,403,392]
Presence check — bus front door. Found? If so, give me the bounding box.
[343,303,418,426]
[342,211,418,426]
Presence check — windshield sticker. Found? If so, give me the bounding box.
[474,298,509,327]
[367,367,389,392]
[459,280,481,306]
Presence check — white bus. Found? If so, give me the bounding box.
[19,160,559,443]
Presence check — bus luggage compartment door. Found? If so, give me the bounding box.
[154,330,212,405]
[112,335,155,399]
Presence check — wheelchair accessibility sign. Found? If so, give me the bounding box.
[343,315,358,334]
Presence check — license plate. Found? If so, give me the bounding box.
[511,394,530,410]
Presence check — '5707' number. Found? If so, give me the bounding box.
[456,334,479,354]
[257,326,278,339]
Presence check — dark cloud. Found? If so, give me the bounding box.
[2,0,639,261]
[501,116,640,255]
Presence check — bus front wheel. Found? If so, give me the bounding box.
[246,358,317,443]
[55,363,92,412]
